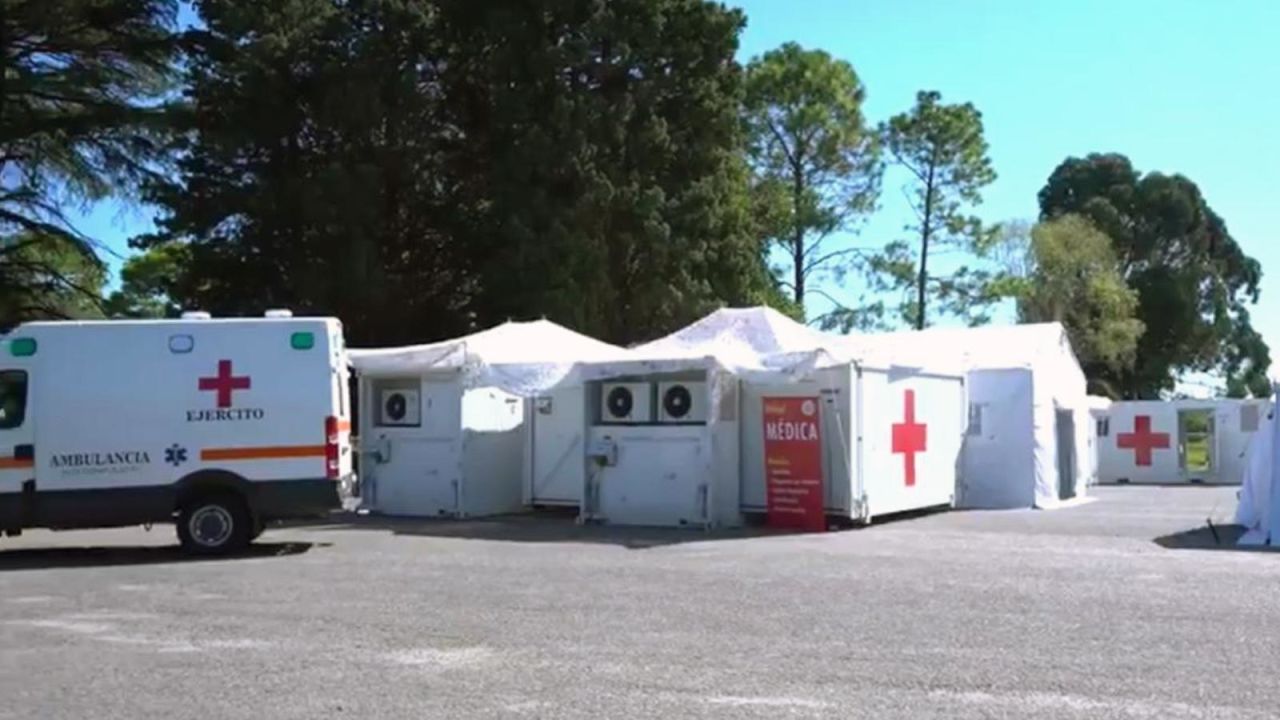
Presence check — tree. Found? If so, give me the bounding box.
[144,0,782,346]
[997,215,1144,395]
[140,0,480,345]
[1039,153,1270,398]
[1,0,180,328]
[0,232,107,328]
[103,242,187,318]
[877,90,996,329]
[741,42,882,320]
[450,0,787,343]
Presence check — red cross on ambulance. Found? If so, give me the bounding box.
[892,389,927,487]
[199,359,251,408]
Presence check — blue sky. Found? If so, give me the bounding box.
[730,0,1280,386]
[77,0,1280,380]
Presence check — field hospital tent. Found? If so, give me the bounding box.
[570,307,965,528]
[842,322,1092,510]
[348,320,628,517]
[1236,393,1279,545]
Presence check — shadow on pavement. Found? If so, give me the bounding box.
[1153,522,1276,551]
[0,541,321,571]
[288,510,800,550]
[1106,482,1241,489]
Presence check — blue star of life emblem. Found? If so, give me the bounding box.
[165,444,188,467]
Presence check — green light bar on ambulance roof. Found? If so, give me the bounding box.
[290,332,315,350]
[9,337,36,357]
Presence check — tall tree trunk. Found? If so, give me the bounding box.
[915,162,936,330]
[792,164,805,310]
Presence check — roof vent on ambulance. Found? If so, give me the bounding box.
[264,309,294,318]
[181,310,212,320]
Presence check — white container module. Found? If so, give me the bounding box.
[349,320,629,518]
[570,306,854,529]
[580,368,740,528]
[740,361,965,523]
[841,323,1095,510]
[358,371,526,517]
[1098,398,1269,485]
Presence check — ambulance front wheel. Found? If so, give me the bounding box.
[177,494,252,555]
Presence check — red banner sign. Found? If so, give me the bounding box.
[763,396,826,532]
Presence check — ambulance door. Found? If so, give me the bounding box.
[0,365,35,529]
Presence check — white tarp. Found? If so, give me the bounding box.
[1236,391,1278,545]
[348,319,629,395]
[578,306,859,384]
[840,322,1090,509]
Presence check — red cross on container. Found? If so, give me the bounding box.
[891,389,928,487]
[199,359,251,408]
[1116,415,1169,466]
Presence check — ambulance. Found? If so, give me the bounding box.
[0,312,352,554]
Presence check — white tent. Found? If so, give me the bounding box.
[348,320,628,517]
[572,307,965,528]
[840,322,1092,510]
[1236,391,1278,545]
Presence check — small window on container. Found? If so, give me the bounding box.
[168,334,195,354]
[1241,404,1260,433]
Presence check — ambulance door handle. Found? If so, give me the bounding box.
[14,444,33,461]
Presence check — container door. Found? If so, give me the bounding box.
[0,368,34,529]
[598,435,704,526]
[529,386,585,505]
[1177,408,1214,482]
[370,434,460,516]
[1055,409,1076,500]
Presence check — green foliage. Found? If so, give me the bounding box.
[876,90,996,329]
[742,42,882,318]
[1011,215,1145,381]
[140,0,474,345]
[0,0,180,328]
[456,0,786,344]
[102,242,187,318]
[0,233,107,327]
[1039,153,1270,398]
[141,0,781,346]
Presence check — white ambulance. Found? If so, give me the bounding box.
[0,312,352,554]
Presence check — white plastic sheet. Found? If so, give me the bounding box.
[348,319,629,396]
[579,307,859,384]
[1236,392,1277,545]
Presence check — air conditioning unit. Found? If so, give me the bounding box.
[600,382,652,424]
[657,381,707,423]
[379,388,421,426]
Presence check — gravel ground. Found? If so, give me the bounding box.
[0,485,1275,720]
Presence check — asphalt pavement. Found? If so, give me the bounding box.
[0,485,1276,719]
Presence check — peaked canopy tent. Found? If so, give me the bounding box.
[348,320,629,517]
[842,322,1092,510]
[569,307,965,528]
